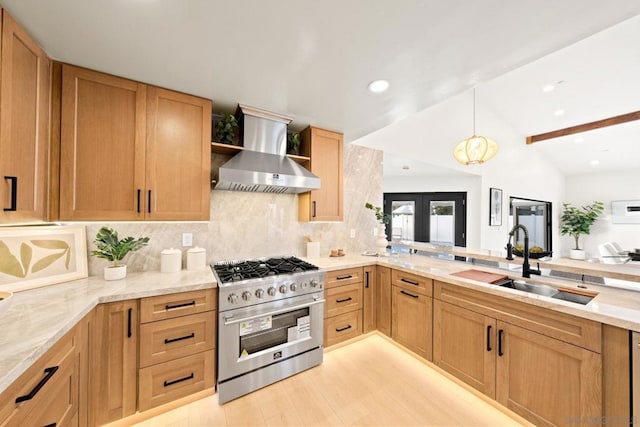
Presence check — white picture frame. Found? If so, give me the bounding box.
[490,188,503,226]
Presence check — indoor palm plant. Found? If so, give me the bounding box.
[560,201,604,259]
[91,227,150,280]
[365,202,390,255]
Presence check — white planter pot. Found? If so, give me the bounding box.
[376,224,388,256]
[569,249,586,260]
[104,265,127,281]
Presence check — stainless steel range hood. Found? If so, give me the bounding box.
[215,104,320,194]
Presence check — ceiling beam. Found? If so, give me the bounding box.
[525,110,640,144]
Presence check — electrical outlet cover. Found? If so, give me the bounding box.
[182,233,193,247]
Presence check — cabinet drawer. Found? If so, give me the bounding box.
[325,267,363,289]
[392,269,433,296]
[325,310,362,347]
[140,312,216,368]
[139,350,215,411]
[325,283,362,317]
[0,328,77,426]
[140,289,216,323]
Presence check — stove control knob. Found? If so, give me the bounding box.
[227,293,239,304]
[255,289,264,299]
[310,279,318,288]
[279,284,288,294]
[301,281,308,289]
[242,291,252,301]
[290,283,298,292]
[267,287,277,296]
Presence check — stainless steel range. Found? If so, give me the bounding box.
[212,256,325,404]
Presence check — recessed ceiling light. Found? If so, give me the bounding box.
[542,84,555,93]
[368,79,389,93]
[590,160,600,166]
[554,109,565,116]
[402,165,410,170]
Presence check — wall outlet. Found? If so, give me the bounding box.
[350,229,356,238]
[182,233,193,247]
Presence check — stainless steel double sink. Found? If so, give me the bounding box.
[496,278,596,305]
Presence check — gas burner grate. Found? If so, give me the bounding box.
[212,256,318,283]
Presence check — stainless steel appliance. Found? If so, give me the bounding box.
[212,256,325,404]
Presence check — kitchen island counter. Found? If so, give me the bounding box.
[0,268,215,394]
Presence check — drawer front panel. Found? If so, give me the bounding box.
[139,311,216,368]
[140,289,216,323]
[392,269,433,296]
[325,310,362,347]
[138,350,215,411]
[325,283,362,317]
[326,267,363,289]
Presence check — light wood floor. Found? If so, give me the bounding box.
[133,334,528,426]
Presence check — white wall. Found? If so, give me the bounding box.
[565,169,640,258]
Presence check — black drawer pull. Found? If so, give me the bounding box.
[486,325,492,352]
[166,301,196,311]
[127,308,132,338]
[3,176,17,211]
[15,366,59,404]
[336,325,352,333]
[400,290,419,298]
[44,423,57,427]
[336,297,352,303]
[336,275,353,280]
[400,278,419,286]
[498,329,504,357]
[165,332,195,344]
[164,373,194,387]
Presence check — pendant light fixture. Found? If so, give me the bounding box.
[453,88,498,165]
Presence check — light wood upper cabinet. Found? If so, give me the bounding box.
[0,10,50,224]
[298,126,343,222]
[58,64,211,221]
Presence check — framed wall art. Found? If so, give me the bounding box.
[489,188,503,226]
[0,225,88,292]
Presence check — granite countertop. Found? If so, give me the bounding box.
[0,268,216,394]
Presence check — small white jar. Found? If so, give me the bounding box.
[187,247,206,270]
[161,248,182,273]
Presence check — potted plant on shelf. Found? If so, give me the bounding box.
[91,227,150,281]
[560,201,604,260]
[287,132,301,155]
[214,112,238,145]
[365,202,391,255]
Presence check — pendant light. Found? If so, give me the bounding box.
[453,88,498,165]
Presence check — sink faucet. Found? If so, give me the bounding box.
[505,224,534,278]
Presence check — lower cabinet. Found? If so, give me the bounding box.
[0,324,80,427]
[324,267,363,346]
[363,265,376,333]
[376,266,392,336]
[433,280,603,427]
[391,270,433,360]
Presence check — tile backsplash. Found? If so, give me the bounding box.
[83,144,383,275]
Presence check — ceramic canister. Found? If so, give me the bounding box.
[187,247,206,270]
[160,248,182,273]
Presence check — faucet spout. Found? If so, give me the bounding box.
[506,224,531,278]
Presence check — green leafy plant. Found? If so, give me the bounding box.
[287,132,301,154]
[214,112,238,144]
[560,201,604,250]
[91,227,150,267]
[365,202,390,224]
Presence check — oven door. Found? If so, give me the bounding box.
[218,293,324,381]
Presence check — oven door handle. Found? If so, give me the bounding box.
[223,298,325,325]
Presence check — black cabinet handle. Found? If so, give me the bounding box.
[147,190,152,213]
[498,329,504,357]
[3,176,17,211]
[127,308,132,338]
[15,366,59,404]
[336,297,352,303]
[163,373,194,387]
[166,301,196,311]
[44,423,57,427]
[136,189,141,213]
[336,325,352,332]
[486,325,492,352]
[336,275,352,280]
[400,290,419,298]
[165,332,195,344]
[312,201,316,218]
[400,278,419,286]
[365,271,370,288]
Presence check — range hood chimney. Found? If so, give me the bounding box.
[215,104,320,194]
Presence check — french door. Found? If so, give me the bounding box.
[383,192,467,247]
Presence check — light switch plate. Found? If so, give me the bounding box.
[350,229,356,238]
[182,233,193,247]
